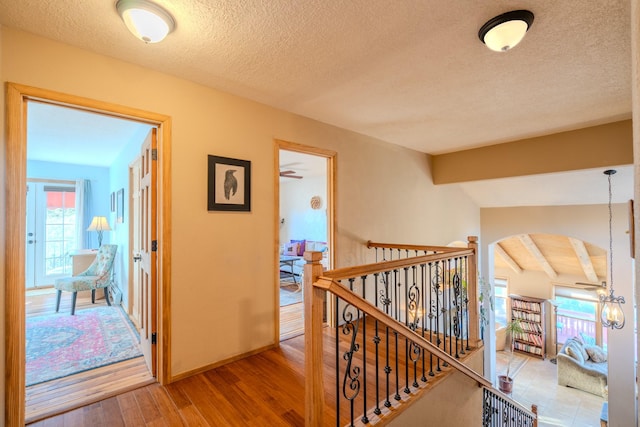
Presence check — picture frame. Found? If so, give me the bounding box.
[208,155,251,212]
[629,199,635,258]
[110,192,116,212]
[117,188,124,223]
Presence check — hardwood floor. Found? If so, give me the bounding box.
[28,314,478,426]
[25,288,155,424]
[280,301,304,341]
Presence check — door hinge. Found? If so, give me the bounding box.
[151,240,158,252]
[151,332,157,344]
[151,148,158,161]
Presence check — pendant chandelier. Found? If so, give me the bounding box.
[600,169,625,329]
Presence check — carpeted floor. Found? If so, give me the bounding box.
[280,283,303,306]
[496,350,530,379]
[26,306,142,386]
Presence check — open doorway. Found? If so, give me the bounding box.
[23,101,155,422]
[5,83,172,426]
[275,140,336,341]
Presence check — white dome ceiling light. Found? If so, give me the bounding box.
[116,0,176,44]
[478,10,534,52]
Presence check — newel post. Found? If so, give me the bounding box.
[304,251,325,427]
[467,236,479,345]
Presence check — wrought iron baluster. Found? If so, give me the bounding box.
[452,257,461,359]
[334,294,340,427]
[419,263,428,383]
[428,262,435,376]
[403,267,410,394]
[446,258,452,359]
[360,276,368,424]
[433,260,442,371]
[464,256,470,351]
[393,330,400,401]
[384,324,391,408]
[341,303,361,427]
[373,272,381,415]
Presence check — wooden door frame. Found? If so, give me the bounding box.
[274,139,337,340]
[4,82,173,426]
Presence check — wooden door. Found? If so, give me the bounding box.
[139,128,157,375]
[129,157,142,329]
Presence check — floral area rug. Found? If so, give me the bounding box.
[26,306,142,386]
[496,350,529,379]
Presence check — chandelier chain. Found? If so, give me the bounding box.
[608,171,614,292]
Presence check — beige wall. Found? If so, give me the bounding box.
[0,25,480,399]
[389,348,485,426]
[481,204,635,427]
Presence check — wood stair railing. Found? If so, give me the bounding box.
[303,237,537,427]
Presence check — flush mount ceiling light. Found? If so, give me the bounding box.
[116,0,176,43]
[478,10,534,52]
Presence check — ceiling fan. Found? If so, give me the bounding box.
[279,170,303,179]
[574,281,606,290]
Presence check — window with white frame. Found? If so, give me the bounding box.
[494,277,508,326]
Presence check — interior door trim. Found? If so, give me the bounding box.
[274,139,337,341]
[4,82,173,427]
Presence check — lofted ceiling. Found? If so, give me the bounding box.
[2,1,633,206]
[494,233,608,286]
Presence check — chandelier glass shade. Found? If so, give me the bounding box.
[600,169,626,330]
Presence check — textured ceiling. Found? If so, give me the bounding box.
[0,0,631,155]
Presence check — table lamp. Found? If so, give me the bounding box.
[87,216,112,247]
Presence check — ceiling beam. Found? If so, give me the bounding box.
[568,237,599,283]
[495,243,523,274]
[518,234,558,279]
[432,120,632,184]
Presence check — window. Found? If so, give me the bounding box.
[43,185,77,277]
[554,286,604,349]
[494,277,508,326]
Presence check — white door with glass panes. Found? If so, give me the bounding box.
[25,181,77,288]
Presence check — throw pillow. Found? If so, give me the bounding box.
[284,242,300,256]
[291,239,306,256]
[565,343,585,364]
[571,338,589,361]
[585,345,608,363]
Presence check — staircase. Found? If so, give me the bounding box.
[303,237,538,426]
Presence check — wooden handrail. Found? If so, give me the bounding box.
[322,249,474,281]
[482,386,539,419]
[314,277,492,389]
[366,240,463,253]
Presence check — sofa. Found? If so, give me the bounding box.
[281,239,329,276]
[557,337,608,397]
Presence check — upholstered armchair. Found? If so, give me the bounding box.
[54,244,118,315]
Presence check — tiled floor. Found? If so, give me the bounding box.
[509,356,605,427]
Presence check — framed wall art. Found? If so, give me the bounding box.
[208,155,251,212]
[117,188,124,223]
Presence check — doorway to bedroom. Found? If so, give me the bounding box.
[276,141,335,341]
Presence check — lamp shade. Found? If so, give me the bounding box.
[479,10,534,52]
[116,0,176,43]
[87,216,112,232]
